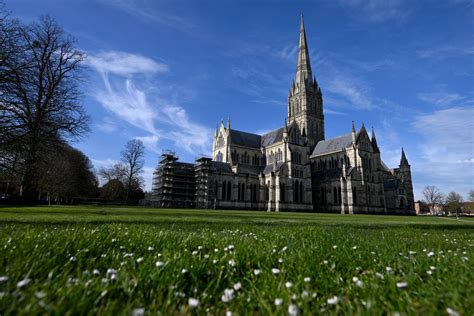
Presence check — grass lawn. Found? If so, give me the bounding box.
[0,206,473,315]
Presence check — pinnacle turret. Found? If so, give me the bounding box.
[351,121,356,143]
[400,148,409,166]
[371,127,380,153]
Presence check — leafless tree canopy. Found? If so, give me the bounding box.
[121,139,145,202]
[98,163,127,184]
[0,14,89,198]
[97,140,145,202]
[422,185,444,206]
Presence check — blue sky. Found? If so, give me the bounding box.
[7,0,474,200]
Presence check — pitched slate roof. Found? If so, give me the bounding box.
[261,127,284,147]
[229,129,261,148]
[261,161,285,175]
[236,164,260,175]
[380,160,391,172]
[311,133,353,156]
[230,127,285,148]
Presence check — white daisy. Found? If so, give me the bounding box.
[132,308,144,316]
[288,304,298,316]
[17,278,31,288]
[327,296,338,305]
[188,298,200,308]
[274,298,283,306]
[221,288,235,302]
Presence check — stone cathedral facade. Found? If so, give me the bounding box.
[152,16,414,214]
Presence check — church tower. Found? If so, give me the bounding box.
[288,15,324,149]
[399,148,414,210]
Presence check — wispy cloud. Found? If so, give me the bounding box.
[325,76,374,109]
[86,50,168,76]
[91,158,120,168]
[417,45,474,60]
[100,0,197,34]
[411,106,474,196]
[87,50,212,156]
[278,44,298,62]
[96,116,120,133]
[417,92,465,107]
[337,0,411,23]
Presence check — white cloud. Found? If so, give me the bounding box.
[96,77,158,135]
[135,135,161,154]
[417,92,465,106]
[101,0,197,34]
[411,107,474,197]
[87,50,212,156]
[91,158,119,168]
[325,77,374,109]
[413,107,473,162]
[337,0,411,23]
[86,51,168,76]
[142,166,155,192]
[417,46,474,60]
[96,116,119,133]
[278,44,298,61]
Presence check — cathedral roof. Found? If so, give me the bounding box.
[229,129,261,148]
[210,161,233,173]
[310,133,353,156]
[261,127,285,147]
[261,161,285,175]
[230,127,285,148]
[380,160,391,172]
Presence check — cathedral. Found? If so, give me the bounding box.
[152,16,415,214]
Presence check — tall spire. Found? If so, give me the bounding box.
[295,14,312,87]
[400,148,409,166]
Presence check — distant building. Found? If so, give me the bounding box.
[152,152,196,208]
[152,16,415,214]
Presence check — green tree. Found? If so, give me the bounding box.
[445,191,463,216]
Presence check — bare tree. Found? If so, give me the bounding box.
[469,190,474,202]
[98,163,127,184]
[121,139,145,203]
[422,185,444,214]
[0,15,89,200]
